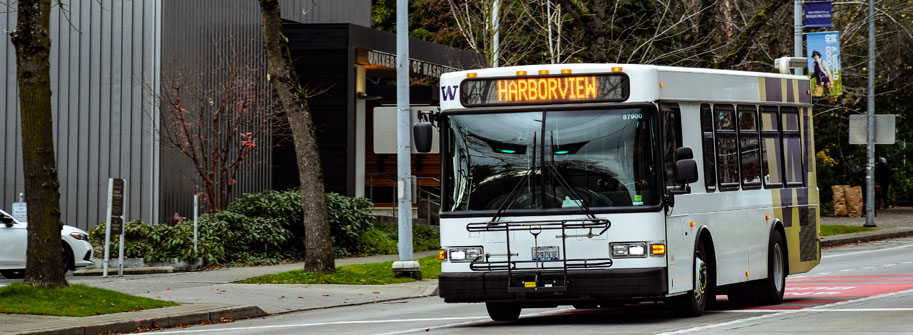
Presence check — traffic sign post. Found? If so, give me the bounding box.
[103,178,127,277]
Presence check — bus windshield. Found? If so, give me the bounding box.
[443,107,660,213]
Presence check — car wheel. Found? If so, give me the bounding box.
[1,270,24,279]
[61,242,74,276]
[485,302,521,321]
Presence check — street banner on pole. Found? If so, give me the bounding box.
[807,31,842,97]
[804,1,833,28]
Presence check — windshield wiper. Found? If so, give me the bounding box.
[488,167,535,224]
[544,162,599,220]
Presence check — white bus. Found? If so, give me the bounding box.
[414,64,820,321]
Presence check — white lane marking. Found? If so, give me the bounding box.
[375,308,573,335]
[151,316,490,334]
[862,266,876,269]
[718,308,913,313]
[823,244,913,259]
[904,261,913,264]
[818,272,832,275]
[839,269,852,272]
[883,264,896,267]
[657,287,913,334]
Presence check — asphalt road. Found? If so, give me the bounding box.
[142,236,913,335]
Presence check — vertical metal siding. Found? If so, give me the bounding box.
[0,0,161,230]
[281,0,371,26]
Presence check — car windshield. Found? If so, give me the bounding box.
[443,107,660,212]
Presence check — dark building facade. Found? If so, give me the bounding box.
[1,0,479,229]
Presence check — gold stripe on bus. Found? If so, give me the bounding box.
[792,79,801,103]
[758,77,767,101]
[780,78,788,103]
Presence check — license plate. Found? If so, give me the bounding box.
[532,246,559,261]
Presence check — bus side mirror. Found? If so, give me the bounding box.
[674,147,698,184]
[413,121,433,153]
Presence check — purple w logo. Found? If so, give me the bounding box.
[441,85,459,101]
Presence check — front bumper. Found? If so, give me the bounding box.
[70,240,94,268]
[439,268,667,303]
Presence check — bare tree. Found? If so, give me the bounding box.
[9,0,67,287]
[152,42,280,211]
[258,0,335,273]
[447,0,537,66]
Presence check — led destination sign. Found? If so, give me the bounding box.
[460,74,629,106]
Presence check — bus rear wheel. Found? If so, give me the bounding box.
[757,230,786,305]
[673,241,711,317]
[485,302,521,321]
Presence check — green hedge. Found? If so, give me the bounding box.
[89,190,439,266]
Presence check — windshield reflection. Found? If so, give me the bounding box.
[444,108,659,212]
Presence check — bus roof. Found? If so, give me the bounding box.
[439,64,811,110]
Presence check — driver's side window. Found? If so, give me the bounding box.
[661,103,683,190]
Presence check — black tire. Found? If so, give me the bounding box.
[0,270,24,279]
[757,230,787,305]
[673,240,711,317]
[61,242,74,276]
[486,302,521,321]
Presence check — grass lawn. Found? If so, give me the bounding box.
[236,255,442,285]
[0,283,177,317]
[820,224,875,236]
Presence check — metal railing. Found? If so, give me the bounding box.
[365,174,441,224]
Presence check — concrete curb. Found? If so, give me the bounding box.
[74,266,175,276]
[15,305,265,335]
[820,229,913,248]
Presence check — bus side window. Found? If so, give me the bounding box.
[714,104,740,191]
[738,105,761,189]
[661,103,683,191]
[781,107,804,186]
[700,104,716,192]
[760,106,783,188]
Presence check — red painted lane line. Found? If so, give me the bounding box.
[788,279,913,284]
[785,283,913,297]
[790,274,913,280]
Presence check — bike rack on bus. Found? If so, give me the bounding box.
[466,218,612,293]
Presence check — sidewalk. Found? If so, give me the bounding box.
[1,251,439,335]
[3,209,913,335]
[819,207,913,247]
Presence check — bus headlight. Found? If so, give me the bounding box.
[611,242,647,258]
[447,247,483,262]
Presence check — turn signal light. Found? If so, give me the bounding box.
[438,249,447,260]
[659,82,664,88]
[651,244,666,255]
[689,221,696,227]
[765,215,771,220]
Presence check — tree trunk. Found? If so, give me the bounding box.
[258,0,335,273]
[10,0,67,288]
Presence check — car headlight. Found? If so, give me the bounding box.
[446,246,483,262]
[69,232,89,241]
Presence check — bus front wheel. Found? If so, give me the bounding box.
[485,302,521,321]
[673,241,712,317]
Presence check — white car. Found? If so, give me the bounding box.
[0,209,94,279]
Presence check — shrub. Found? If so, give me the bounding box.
[87,190,426,266]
